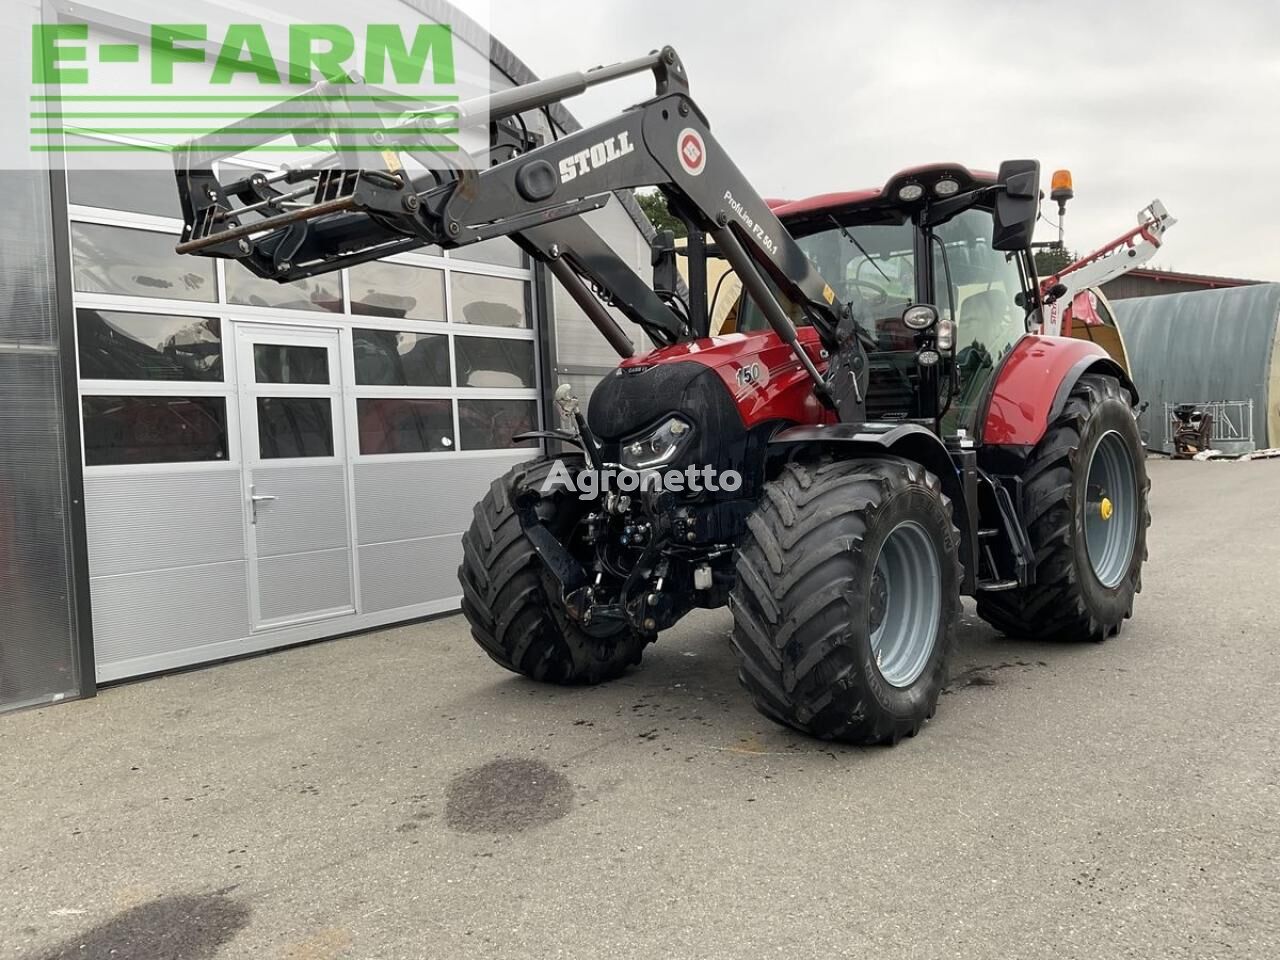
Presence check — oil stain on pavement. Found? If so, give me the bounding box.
[23,889,249,960]
[445,758,573,834]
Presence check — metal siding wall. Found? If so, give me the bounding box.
[85,470,251,671]
[1112,283,1280,450]
[0,172,85,711]
[353,455,524,613]
[550,195,656,403]
[90,561,251,666]
[84,470,244,577]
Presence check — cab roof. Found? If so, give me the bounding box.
[768,163,997,223]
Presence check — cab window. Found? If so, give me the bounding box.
[734,216,916,351]
[932,207,1027,433]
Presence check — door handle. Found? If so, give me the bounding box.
[249,485,277,524]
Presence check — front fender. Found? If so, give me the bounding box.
[981,335,1138,446]
[769,422,977,591]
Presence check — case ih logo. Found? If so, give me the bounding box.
[678,128,705,176]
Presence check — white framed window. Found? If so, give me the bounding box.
[66,163,542,468]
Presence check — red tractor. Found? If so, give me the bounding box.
[173,47,1150,744]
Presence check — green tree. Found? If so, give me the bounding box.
[635,190,686,238]
[1034,245,1075,275]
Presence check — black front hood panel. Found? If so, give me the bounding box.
[586,361,745,468]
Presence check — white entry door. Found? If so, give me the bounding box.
[235,323,355,630]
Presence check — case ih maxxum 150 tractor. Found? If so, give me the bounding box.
[174,48,1149,744]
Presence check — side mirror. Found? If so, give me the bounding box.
[992,159,1040,251]
[651,229,679,299]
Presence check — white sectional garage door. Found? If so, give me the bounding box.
[68,168,540,682]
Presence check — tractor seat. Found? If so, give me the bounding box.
[959,290,1007,327]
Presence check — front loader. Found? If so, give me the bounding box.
[172,47,1150,745]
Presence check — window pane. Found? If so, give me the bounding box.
[71,222,216,302]
[451,273,528,328]
[77,310,222,382]
[82,396,228,466]
[453,237,525,269]
[257,398,334,458]
[458,399,538,450]
[68,169,182,220]
[357,398,455,454]
[352,329,449,386]
[454,336,535,388]
[932,208,1025,434]
[349,261,445,321]
[254,344,329,384]
[226,263,343,313]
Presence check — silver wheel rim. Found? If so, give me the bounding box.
[1084,430,1139,588]
[868,520,942,688]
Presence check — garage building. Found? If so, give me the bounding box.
[0,1,655,711]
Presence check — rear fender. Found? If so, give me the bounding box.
[769,422,978,590]
[982,335,1139,447]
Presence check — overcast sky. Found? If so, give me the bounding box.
[489,0,1280,280]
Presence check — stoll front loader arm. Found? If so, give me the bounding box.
[172,46,876,423]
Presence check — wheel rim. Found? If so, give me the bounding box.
[1084,430,1139,588]
[868,520,942,688]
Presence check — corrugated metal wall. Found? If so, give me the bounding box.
[0,172,86,711]
[1112,283,1280,451]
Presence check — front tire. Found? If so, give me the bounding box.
[458,456,650,684]
[976,372,1150,642]
[729,459,962,745]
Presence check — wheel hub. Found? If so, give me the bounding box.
[868,570,888,633]
[1084,430,1139,587]
[868,520,942,688]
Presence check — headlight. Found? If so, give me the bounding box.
[619,416,693,470]
[897,183,924,202]
[934,177,960,197]
[902,304,939,330]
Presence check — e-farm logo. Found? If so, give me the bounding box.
[32,23,456,87]
[23,17,477,164]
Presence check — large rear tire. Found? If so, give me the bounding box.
[976,372,1150,642]
[458,455,650,684]
[729,458,962,745]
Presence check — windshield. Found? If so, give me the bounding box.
[736,216,916,351]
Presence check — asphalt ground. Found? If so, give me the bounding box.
[3,457,1278,959]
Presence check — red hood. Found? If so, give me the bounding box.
[619,328,821,372]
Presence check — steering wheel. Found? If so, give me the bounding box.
[845,277,889,306]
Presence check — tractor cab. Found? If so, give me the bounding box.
[732,165,1040,433]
